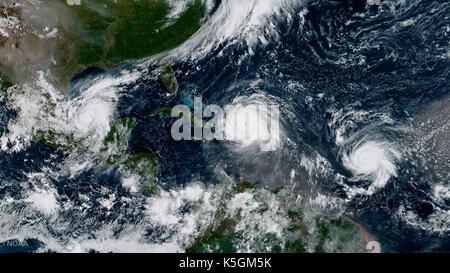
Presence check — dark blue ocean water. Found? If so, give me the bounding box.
[0,0,449,252]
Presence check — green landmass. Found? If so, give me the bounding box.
[0,1,204,87]
[101,117,136,163]
[58,0,203,80]
[186,218,236,253]
[101,117,159,195]
[34,117,159,195]
[186,185,366,253]
[0,76,12,93]
[313,217,362,253]
[123,152,159,195]
[34,130,82,154]
[233,180,253,193]
[158,64,179,95]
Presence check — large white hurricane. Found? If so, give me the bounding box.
[221,94,282,152]
[342,139,401,194]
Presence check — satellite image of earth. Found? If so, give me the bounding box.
[0,0,449,253]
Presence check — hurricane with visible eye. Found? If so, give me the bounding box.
[0,0,449,253]
[342,139,401,195]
